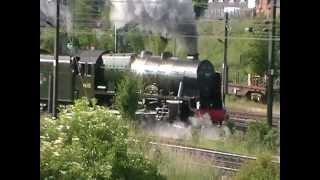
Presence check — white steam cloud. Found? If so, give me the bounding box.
[140,113,230,141]
[110,0,198,54]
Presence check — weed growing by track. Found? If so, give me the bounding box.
[190,121,280,156]
[233,154,280,180]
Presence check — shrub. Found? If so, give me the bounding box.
[246,121,280,152]
[114,73,143,121]
[40,97,164,180]
[233,154,280,180]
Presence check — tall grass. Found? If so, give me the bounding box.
[233,154,280,180]
[135,120,279,157]
[146,147,222,180]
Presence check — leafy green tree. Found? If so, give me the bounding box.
[70,0,102,30]
[144,35,168,55]
[40,29,55,53]
[115,73,143,120]
[241,18,280,77]
[96,30,115,51]
[116,25,145,53]
[40,29,69,55]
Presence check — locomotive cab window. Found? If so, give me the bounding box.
[87,64,92,76]
[80,64,85,76]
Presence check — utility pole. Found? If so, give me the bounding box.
[114,24,117,53]
[52,0,60,118]
[267,0,277,127]
[222,12,229,106]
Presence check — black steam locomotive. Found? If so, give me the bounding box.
[40,50,226,124]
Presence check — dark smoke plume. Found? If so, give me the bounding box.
[110,0,198,54]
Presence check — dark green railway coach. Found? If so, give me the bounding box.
[40,55,74,105]
[40,50,109,109]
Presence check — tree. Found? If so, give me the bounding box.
[116,25,145,53]
[193,0,208,18]
[241,18,280,77]
[144,35,168,55]
[70,0,102,30]
[40,28,55,53]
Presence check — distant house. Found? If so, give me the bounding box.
[205,0,256,19]
[256,0,280,17]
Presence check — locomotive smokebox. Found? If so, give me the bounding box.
[187,53,199,61]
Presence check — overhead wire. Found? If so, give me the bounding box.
[44,0,280,42]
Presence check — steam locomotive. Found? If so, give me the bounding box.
[40,50,226,124]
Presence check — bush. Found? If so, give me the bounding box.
[246,121,280,152]
[233,154,280,180]
[115,73,143,121]
[40,97,164,180]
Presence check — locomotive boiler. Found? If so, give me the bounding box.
[41,50,226,124]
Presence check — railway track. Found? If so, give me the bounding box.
[149,141,280,174]
[228,111,280,129]
[229,111,280,121]
[41,106,280,130]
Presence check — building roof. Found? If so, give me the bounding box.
[77,50,109,63]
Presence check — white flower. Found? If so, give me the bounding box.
[57,125,64,131]
[53,137,63,145]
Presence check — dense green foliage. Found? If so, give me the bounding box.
[234,154,280,180]
[241,17,280,77]
[40,29,55,54]
[69,0,105,30]
[115,73,143,120]
[246,121,280,152]
[40,98,164,180]
[117,26,145,53]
